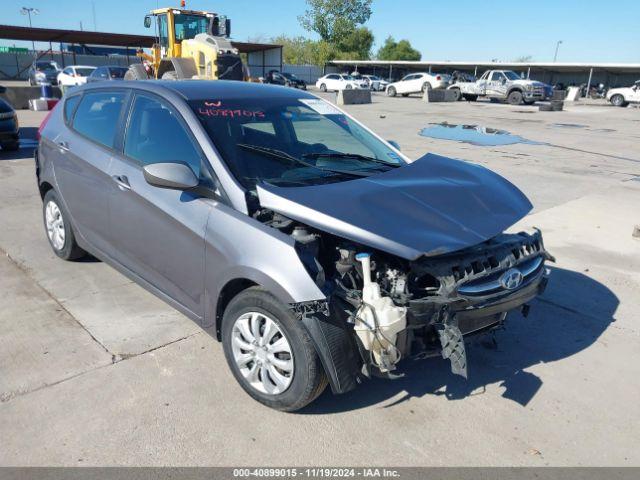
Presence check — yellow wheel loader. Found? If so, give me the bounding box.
[126,6,245,81]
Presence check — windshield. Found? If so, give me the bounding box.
[36,62,56,71]
[281,72,297,80]
[109,67,128,79]
[174,13,209,41]
[189,97,404,190]
[503,71,521,81]
[76,68,96,77]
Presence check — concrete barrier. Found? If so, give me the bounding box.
[0,85,62,109]
[423,89,457,102]
[336,89,371,105]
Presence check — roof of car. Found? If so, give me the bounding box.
[145,80,318,100]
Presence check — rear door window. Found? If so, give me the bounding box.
[72,91,125,148]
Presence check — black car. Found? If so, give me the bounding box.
[264,70,306,89]
[0,96,19,151]
[86,66,129,83]
[27,61,60,86]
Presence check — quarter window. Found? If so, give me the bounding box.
[124,94,201,176]
[72,91,125,148]
[63,95,81,124]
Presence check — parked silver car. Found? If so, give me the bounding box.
[36,80,551,411]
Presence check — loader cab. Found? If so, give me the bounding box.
[144,8,215,58]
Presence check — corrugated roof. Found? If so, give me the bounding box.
[330,60,640,73]
[0,24,281,53]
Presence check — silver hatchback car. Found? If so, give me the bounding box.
[36,80,551,411]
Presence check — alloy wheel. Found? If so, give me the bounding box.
[45,201,65,251]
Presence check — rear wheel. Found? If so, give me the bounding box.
[42,190,86,261]
[319,83,327,92]
[345,84,353,90]
[451,88,462,101]
[422,82,432,92]
[507,90,524,105]
[387,86,396,97]
[610,94,626,107]
[222,287,328,411]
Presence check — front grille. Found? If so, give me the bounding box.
[457,255,544,296]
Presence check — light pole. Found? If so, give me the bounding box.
[20,7,40,52]
[553,40,563,62]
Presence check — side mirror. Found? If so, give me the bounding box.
[143,163,199,190]
[144,16,151,28]
[387,140,401,151]
[224,18,231,37]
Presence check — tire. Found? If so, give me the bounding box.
[319,83,327,92]
[161,70,178,80]
[387,86,396,97]
[1,142,19,151]
[222,287,328,411]
[42,190,86,261]
[28,78,34,86]
[507,90,523,105]
[610,94,626,107]
[422,82,432,92]
[451,88,462,101]
[345,84,353,90]
[125,63,150,80]
[539,104,553,112]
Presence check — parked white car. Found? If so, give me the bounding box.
[315,74,368,92]
[386,72,451,97]
[57,66,97,87]
[362,75,389,91]
[606,81,640,107]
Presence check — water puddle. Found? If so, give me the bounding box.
[419,122,541,146]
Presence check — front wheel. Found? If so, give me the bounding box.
[610,94,626,107]
[161,70,178,80]
[42,190,86,261]
[319,83,327,92]
[387,86,396,97]
[507,90,523,105]
[222,287,328,411]
[345,84,353,90]
[451,88,462,101]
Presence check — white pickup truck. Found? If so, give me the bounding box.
[448,70,550,105]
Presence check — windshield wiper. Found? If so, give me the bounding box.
[302,152,401,169]
[237,144,370,178]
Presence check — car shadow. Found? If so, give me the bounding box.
[300,266,617,414]
[0,126,39,161]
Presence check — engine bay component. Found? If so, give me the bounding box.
[353,253,407,372]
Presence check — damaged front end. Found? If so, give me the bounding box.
[257,207,552,394]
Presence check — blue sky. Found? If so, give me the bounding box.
[2,0,639,62]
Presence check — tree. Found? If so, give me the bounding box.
[377,36,421,61]
[272,35,317,65]
[298,0,373,43]
[334,27,374,60]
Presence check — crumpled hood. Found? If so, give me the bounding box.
[257,153,532,260]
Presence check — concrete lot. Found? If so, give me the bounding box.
[0,94,639,466]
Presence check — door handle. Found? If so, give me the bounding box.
[57,141,69,152]
[112,175,131,191]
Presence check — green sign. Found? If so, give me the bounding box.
[0,46,30,53]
